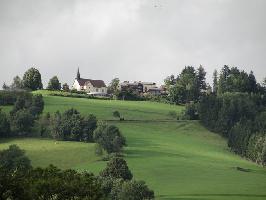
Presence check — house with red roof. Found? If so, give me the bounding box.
[72,68,107,95]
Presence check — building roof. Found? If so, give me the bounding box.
[77,78,106,88]
[148,88,162,91]
[141,82,156,85]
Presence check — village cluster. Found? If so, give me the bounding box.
[72,68,165,97]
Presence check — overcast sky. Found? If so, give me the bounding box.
[0,0,266,87]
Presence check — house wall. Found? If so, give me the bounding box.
[72,79,81,91]
[142,83,156,93]
[92,87,107,93]
[85,82,107,94]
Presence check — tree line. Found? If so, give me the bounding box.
[0,92,44,137]
[2,67,71,92]
[165,65,208,104]
[165,65,266,165]
[0,145,154,200]
[196,66,266,165]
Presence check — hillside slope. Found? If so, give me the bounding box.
[1,93,266,200]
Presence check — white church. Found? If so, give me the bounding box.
[72,68,107,96]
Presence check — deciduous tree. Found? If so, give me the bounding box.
[22,68,43,91]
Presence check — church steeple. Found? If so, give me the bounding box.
[76,67,80,80]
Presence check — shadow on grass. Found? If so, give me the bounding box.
[0,137,28,144]
[125,148,187,159]
[0,137,53,144]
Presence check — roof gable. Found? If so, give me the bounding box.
[77,78,106,88]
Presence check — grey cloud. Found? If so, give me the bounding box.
[0,0,265,87]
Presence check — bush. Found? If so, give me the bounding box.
[100,157,133,180]
[10,94,44,117]
[102,152,123,161]
[51,108,97,141]
[11,109,35,136]
[47,76,61,90]
[46,90,110,100]
[0,145,31,172]
[62,83,70,92]
[113,111,121,119]
[29,165,102,200]
[117,180,155,200]
[99,157,154,199]
[36,112,51,137]
[93,124,126,154]
[0,90,30,106]
[0,163,103,200]
[182,102,199,120]
[29,94,44,116]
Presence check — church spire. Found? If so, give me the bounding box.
[76,67,80,80]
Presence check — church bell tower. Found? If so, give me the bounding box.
[76,67,80,80]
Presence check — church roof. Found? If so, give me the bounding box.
[77,78,106,88]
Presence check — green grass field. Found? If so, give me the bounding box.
[1,91,266,200]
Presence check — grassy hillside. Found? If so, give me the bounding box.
[0,138,99,169]
[1,92,266,200]
[41,95,183,120]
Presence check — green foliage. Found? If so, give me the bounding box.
[113,110,121,120]
[197,65,207,92]
[199,91,266,165]
[0,163,102,200]
[37,112,51,137]
[198,93,258,136]
[2,82,9,90]
[167,65,207,104]
[0,166,32,200]
[11,109,35,135]
[0,144,31,172]
[228,119,253,156]
[33,89,110,100]
[108,78,120,95]
[0,90,30,106]
[47,76,61,90]
[117,87,144,101]
[29,165,102,200]
[213,69,218,94]
[100,157,133,180]
[0,109,10,137]
[217,66,258,94]
[29,94,44,116]
[168,83,185,104]
[62,83,70,92]
[8,94,44,136]
[93,124,126,154]
[117,180,155,200]
[182,102,199,120]
[22,67,43,91]
[11,75,24,89]
[0,143,152,200]
[51,108,97,141]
